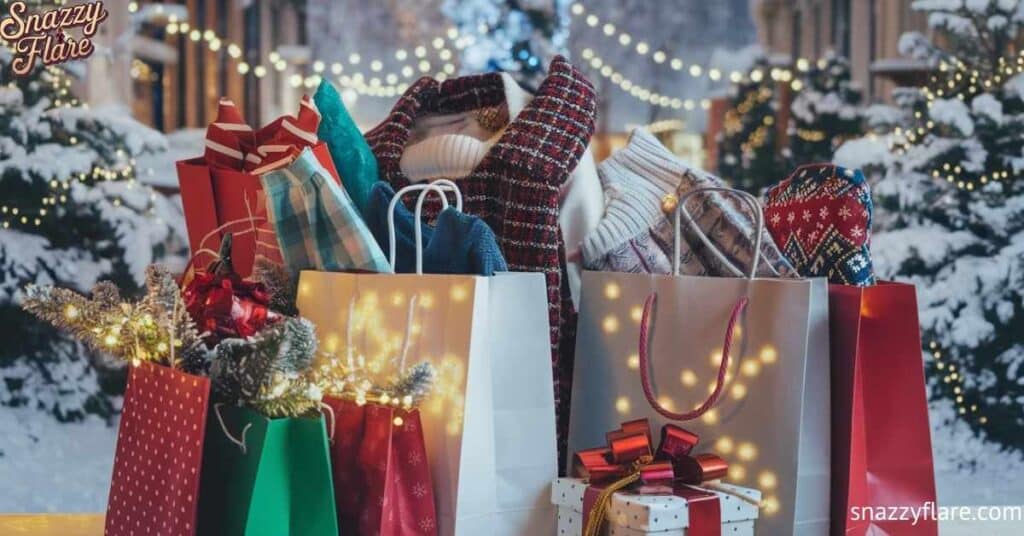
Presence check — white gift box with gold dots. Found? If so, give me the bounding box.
[551,477,760,535]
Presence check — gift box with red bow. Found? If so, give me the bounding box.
[552,419,761,536]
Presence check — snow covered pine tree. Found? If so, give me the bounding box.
[716,57,787,193]
[443,0,569,90]
[836,0,1024,452]
[0,48,184,422]
[787,54,864,167]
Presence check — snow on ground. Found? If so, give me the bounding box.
[0,407,116,513]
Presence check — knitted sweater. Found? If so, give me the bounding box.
[397,71,602,306]
[364,182,508,276]
[365,56,597,462]
[582,128,797,278]
[313,80,379,215]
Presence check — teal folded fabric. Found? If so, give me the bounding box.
[314,80,379,215]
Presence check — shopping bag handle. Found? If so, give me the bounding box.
[672,181,765,280]
[387,181,463,273]
[319,402,336,443]
[637,293,748,421]
[214,403,253,454]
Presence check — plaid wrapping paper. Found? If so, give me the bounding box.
[764,163,876,286]
[365,56,597,468]
[261,147,391,274]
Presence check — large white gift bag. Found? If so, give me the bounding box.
[297,183,557,535]
[568,187,831,535]
[551,477,760,535]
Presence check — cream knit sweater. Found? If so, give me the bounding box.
[398,72,602,306]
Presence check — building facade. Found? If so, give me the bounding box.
[750,0,931,101]
[86,0,309,132]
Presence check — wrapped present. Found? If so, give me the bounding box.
[561,419,760,536]
[552,477,760,536]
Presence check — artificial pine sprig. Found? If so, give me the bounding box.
[210,316,324,418]
[22,265,207,371]
[252,256,298,316]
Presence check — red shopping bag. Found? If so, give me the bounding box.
[323,396,438,536]
[829,282,938,535]
[176,142,340,276]
[105,362,211,536]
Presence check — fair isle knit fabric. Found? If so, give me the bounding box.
[365,56,597,465]
[763,163,876,286]
[582,128,798,278]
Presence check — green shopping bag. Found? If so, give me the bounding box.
[197,403,338,536]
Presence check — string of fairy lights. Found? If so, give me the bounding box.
[929,340,986,424]
[156,10,469,98]
[889,52,1024,191]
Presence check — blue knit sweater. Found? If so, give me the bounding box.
[365,182,508,275]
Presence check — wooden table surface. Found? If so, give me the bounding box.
[0,514,104,535]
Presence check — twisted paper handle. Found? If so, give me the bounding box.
[638,293,749,421]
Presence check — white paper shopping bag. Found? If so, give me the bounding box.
[568,187,831,535]
[297,182,557,535]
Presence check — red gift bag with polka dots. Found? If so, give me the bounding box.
[105,362,211,536]
[323,396,437,536]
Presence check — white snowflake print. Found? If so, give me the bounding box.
[802,209,812,221]
[407,450,423,466]
[403,419,418,433]
[808,230,818,242]
[419,517,435,532]
[787,212,796,223]
[850,226,865,238]
[819,206,829,219]
[412,482,428,498]
[839,206,852,220]
[770,212,781,226]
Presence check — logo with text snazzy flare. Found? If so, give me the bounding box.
[0,1,108,76]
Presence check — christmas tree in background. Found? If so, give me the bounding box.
[787,54,864,167]
[443,0,569,90]
[836,0,1024,453]
[715,58,787,193]
[0,47,185,422]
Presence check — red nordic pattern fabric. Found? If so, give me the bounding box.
[104,363,210,536]
[324,397,437,536]
[365,56,598,466]
[763,163,876,286]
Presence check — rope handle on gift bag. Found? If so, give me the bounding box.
[184,194,267,277]
[387,181,463,274]
[672,181,766,279]
[214,402,253,454]
[637,292,749,421]
[319,401,336,442]
[396,294,420,373]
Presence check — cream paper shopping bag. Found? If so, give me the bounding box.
[567,187,831,535]
[297,182,557,535]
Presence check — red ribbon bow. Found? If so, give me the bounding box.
[574,419,728,536]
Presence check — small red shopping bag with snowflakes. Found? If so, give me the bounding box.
[323,396,437,536]
[105,362,210,536]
